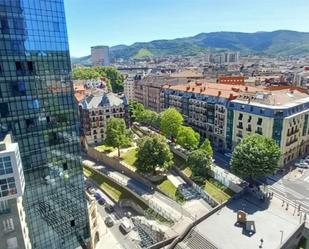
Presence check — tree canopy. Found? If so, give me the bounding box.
[105,117,132,157]
[200,139,213,158]
[72,66,124,92]
[187,149,212,177]
[129,101,160,128]
[176,126,200,150]
[230,134,281,180]
[160,108,184,139]
[136,135,173,174]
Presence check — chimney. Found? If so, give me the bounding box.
[218,91,221,96]
[186,86,190,91]
[245,86,248,91]
[229,93,234,99]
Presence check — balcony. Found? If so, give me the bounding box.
[237,124,243,129]
[287,129,299,137]
[246,127,252,132]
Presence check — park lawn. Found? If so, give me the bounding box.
[182,167,192,177]
[204,180,231,203]
[158,179,177,200]
[95,144,114,153]
[121,148,138,167]
[84,167,123,202]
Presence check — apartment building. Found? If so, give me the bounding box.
[161,82,309,165]
[134,69,204,111]
[91,45,110,66]
[0,134,31,249]
[79,92,127,144]
[123,76,135,101]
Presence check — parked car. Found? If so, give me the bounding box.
[105,204,115,213]
[104,216,114,227]
[98,198,106,205]
[94,192,102,200]
[295,162,309,169]
[119,218,132,234]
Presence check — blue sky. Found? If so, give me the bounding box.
[64,0,309,57]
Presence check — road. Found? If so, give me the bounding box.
[83,157,192,222]
[85,177,139,249]
[264,169,309,212]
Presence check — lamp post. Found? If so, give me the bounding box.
[280,230,284,245]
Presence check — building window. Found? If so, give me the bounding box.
[256,127,263,135]
[27,61,35,74]
[0,177,16,197]
[0,17,9,34]
[248,116,252,122]
[0,156,13,175]
[238,113,243,120]
[257,118,263,125]
[15,61,25,75]
[3,218,14,233]
[0,103,9,117]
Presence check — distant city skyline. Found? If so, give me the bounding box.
[64,0,309,57]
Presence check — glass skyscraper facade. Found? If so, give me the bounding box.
[0,1,90,248]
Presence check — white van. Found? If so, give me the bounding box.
[119,218,132,234]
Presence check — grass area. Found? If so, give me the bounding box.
[158,179,177,198]
[121,148,138,166]
[157,179,186,203]
[298,237,307,249]
[84,167,123,201]
[182,167,192,177]
[95,143,114,153]
[144,208,174,225]
[204,180,231,203]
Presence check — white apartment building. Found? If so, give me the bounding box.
[123,76,135,101]
[79,92,127,144]
[0,134,31,249]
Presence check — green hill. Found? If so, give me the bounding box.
[133,48,154,59]
[72,30,309,64]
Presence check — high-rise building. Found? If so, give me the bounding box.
[0,1,90,248]
[91,45,110,66]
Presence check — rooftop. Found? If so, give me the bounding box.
[175,193,302,249]
[163,82,309,106]
[80,92,123,109]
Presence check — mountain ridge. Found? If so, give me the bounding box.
[72,30,309,64]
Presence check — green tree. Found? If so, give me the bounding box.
[187,149,212,177]
[140,110,158,127]
[72,66,124,92]
[160,108,184,139]
[105,117,132,157]
[136,135,173,174]
[230,134,281,181]
[176,126,200,150]
[93,66,124,92]
[72,67,100,80]
[200,139,213,158]
[129,101,145,122]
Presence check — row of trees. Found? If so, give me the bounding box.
[130,102,202,150]
[106,106,281,183]
[73,66,124,92]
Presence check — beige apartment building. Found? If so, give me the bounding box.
[161,82,309,166]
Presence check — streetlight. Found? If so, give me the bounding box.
[280,230,284,245]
